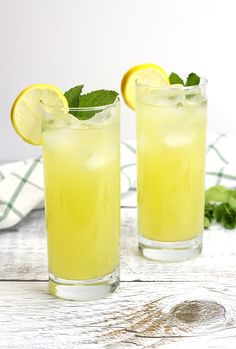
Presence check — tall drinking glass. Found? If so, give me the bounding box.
[136,80,207,262]
[41,100,120,300]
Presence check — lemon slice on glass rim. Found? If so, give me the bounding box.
[121,63,169,110]
[11,84,68,145]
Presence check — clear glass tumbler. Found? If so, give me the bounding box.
[136,79,207,262]
[41,100,120,300]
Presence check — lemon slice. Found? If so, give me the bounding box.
[11,84,68,145]
[121,63,169,110]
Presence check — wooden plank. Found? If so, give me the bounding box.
[0,281,236,348]
[0,209,236,282]
[0,209,236,281]
[0,209,48,280]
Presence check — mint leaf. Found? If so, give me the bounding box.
[228,190,236,209]
[213,203,236,229]
[79,90,118,108]
[204,186,236,230]
[222,208,236,229]
[76,90,118,120]
[64,85,84,108]
[185,73,200,86]
[204,202,215,229]
[214,203,226,222]
[169,72,201,87]
[64,85,84,117]
[205,186,231,203]
[204,216,211,229]
[169,72,184,85]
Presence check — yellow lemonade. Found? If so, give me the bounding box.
[42,111,120,281]
[136,86,207,243]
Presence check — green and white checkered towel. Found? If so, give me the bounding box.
[0,133,235,230]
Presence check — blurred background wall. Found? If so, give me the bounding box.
[0,0,236,160]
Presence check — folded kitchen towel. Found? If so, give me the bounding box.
[0,133,235,230]
[0,157,44,229]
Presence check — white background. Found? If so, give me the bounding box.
[0,0,236,160]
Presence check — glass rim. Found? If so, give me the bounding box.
[135,77,208,90]
[40,96,120,112]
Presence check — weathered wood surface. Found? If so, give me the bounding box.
[0,209,236,282]
[1,208,236,348]
[1,281,236,348]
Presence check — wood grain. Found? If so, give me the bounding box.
[0,281,236,348]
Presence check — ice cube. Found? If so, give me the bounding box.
[84,108,116,127]
[162,113,199,147]
[86,153,107,169]
[146,85,184,107]
[184,87,205,105]
[41,106,70,126]
[163,131,195,147]
[68,113,89,129]
[43,128,74,150]
[86,150,115,170]
[68,107,116,130]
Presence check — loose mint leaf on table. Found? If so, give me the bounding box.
[205,185,231,203]
[205,186,236,229]
[76,90,119,120]
[204,202,215,229]
[214,203,227,222]
[204,216,211,229]
[228,190,236,209]
[214,203,236,229]
[185,73,200,86]
[169,72,184,85]
[222,207,236,229]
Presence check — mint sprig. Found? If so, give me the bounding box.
[169,72,201,86]
[64,86,118,119]
[77,90,118,120]
[204,186,236,229]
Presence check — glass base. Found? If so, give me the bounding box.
[49,266,119,301]
[139,234,202,262]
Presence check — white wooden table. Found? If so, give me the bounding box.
[1,207,236,348]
